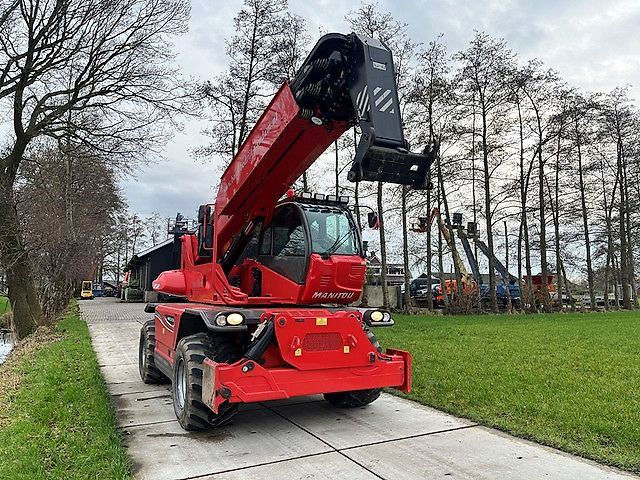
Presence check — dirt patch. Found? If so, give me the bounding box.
[0,326,65,427]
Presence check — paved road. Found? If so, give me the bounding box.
[81,298,637,480]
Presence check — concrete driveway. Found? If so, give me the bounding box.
[81,298,637,480]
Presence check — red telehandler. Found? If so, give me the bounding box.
[139,32,436,430]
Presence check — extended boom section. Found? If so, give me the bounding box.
[216,33,435,255]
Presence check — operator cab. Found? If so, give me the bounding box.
[227,196,366,303]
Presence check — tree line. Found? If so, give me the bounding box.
[200,0,640,313]
[0,0,194,338]
[2,0,637,340]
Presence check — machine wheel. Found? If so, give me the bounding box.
[139,320,168,384]
[324,327,383,408]
[172,333,240,431]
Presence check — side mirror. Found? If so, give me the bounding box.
[367,212,379,229]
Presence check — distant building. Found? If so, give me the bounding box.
[125,239,181,302]
[366,252,404,286]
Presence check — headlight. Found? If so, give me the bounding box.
[370,310,384,322]
[215,315,227,326]
[382,312,391,322]
[227,312,244,325]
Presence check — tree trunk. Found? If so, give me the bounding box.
[237,7,260,148]
[377,181,389,309]
[553,120,564,311]
[517,219,524,312]
[0,172,44,339]
[547,178,563,312]
[437,221,449,311]
[616,137,632,309]
[426,187,434,310]
[481,106,498,312]
[437,153,463,305]
[538,141,551,311]
[472,98,482,311]
[604,239,610,311]
[601,158,618,311]
[559,259,574,311]
[353,128,361,233]
[575,119,596,309]
[401,186,411,312]
[353,130,367,307]
[613,254,621,310]
[504,221,511,311]
[517,100,534,311]
[436,182,449,311]
[622,145,635,307]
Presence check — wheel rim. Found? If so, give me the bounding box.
[139,336,147,374]
[175,357,186,410]
[141,340,147,369]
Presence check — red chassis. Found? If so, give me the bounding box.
[152,303,411,415]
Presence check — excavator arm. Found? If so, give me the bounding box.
[428,208,470,280]
[214,33,436,258]
[458,228,482,283]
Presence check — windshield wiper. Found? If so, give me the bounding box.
[320,230,353,259]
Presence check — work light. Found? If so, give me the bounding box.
[227,312,244,325]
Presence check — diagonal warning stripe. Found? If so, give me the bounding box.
[375,89,391,107]
[379,98,393,112]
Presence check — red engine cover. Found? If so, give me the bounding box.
[300,254,366,304]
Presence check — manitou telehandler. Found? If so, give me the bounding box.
[138,32,436,430]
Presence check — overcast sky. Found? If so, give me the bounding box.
[122,0,640,220]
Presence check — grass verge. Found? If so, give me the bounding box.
[0,296,9,316]
[0,303,130,479]
[376,310,640,474]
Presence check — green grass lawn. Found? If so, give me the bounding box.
[0,296,9,316]
[376,311,640,473]
[0,304,130,480]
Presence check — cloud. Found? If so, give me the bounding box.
[121,0,640,221]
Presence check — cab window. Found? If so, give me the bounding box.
[257,204,308,284]
[305,208,358,255]
[270,205,306,256]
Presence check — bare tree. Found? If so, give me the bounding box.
[600,87,636,309]
[454,32,516,312]
[145,212,166,247]
[569,93,598,309]
[407,36,452,310]
[197,0,290,162]
[17,141,123,318]
[510,68,536,311]
[517,61,562,311]
[0,0,193,338]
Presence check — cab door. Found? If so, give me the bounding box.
[257,204,309,284]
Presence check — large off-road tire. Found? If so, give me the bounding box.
[324,328,383,408]
[172,333,240,431]
[139,320,168,384]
